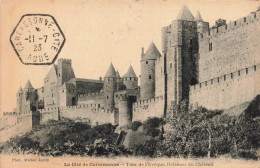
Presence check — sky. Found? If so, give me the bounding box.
[0,0,259,114]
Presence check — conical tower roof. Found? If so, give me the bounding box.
[17,87,23,94]
[24,80,34,89]
[104,63,116,78]
[195,11,203,22]
[177,5,194,21]
[123,65,137,78]
[116,71,121,78]
[143,42,161,60]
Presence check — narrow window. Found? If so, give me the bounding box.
[205,81,207,86]
[149,75,152,79]
[254,65,256,71]
[234,21,237,26]
[63,90,64,93]
[246,68,248,74]
[190,39,192,46]
[107,96,109,99]
[217,77,219,82]
[244,17,246,22]
[224,75,226,81]
[209,43,212,51]
[231,73,233,78]
[199,83,201,88]
[254,13,256,18]
[170,63,172,69]
[225,25,227,29]
[211,79,213,84]
[146,61,148,64]
[238,71,240,76]
[59,73,60,77]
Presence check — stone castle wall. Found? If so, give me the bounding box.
[39,104,114,126]
[132,95,164,122]
[198,10,260,82]
[60,105,114,125]
[190,65,260,110]
[0,112,32,143]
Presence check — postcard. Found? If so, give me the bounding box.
[0,0,259,168]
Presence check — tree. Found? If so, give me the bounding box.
[160,100,223,158]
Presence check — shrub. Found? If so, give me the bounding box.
[129,121,142,131]
[132,140,158,157]
[143,117,163,130]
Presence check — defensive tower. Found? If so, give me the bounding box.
[140,42,161,100]
[104,63,117,110]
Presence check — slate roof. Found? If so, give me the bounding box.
[122,65,137,78]
[24,80,33,89]
[68,78,104,84]
[143,42,161,60]
[17,87,23,94]
[177,5,194,21]
[104,63,116,78]
[195,11,203,22]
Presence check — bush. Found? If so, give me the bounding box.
[238,151,258,160]
[132,140,158,157]
[143,117,163,130]
[129,121,142,131]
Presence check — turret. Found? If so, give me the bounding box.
[140,42,161,100]
[104,63,117,110]
[16,87,23,113]
[195,11,209,34]
[23,80,34,94]
[122,65,138,90]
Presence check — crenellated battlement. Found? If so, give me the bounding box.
[58,58,72,64]
[190,64,260,93]
[199,9,260,41]
[133,95,164,108]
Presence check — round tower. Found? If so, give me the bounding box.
[122,65,138,90]
[104,63,117,110]
[140,42,161,100]
[16,87,23,113]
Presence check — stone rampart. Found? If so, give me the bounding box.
[0,111,32,143]
[198,10,260,82]
[132,95,164,122]
[60,105,114,125]
[189,65,260,110]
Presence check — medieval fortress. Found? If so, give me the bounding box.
[1,6,260,142]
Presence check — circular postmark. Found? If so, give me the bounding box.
[10,14,65,65]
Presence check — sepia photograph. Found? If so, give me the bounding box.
[0,0,259,168]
